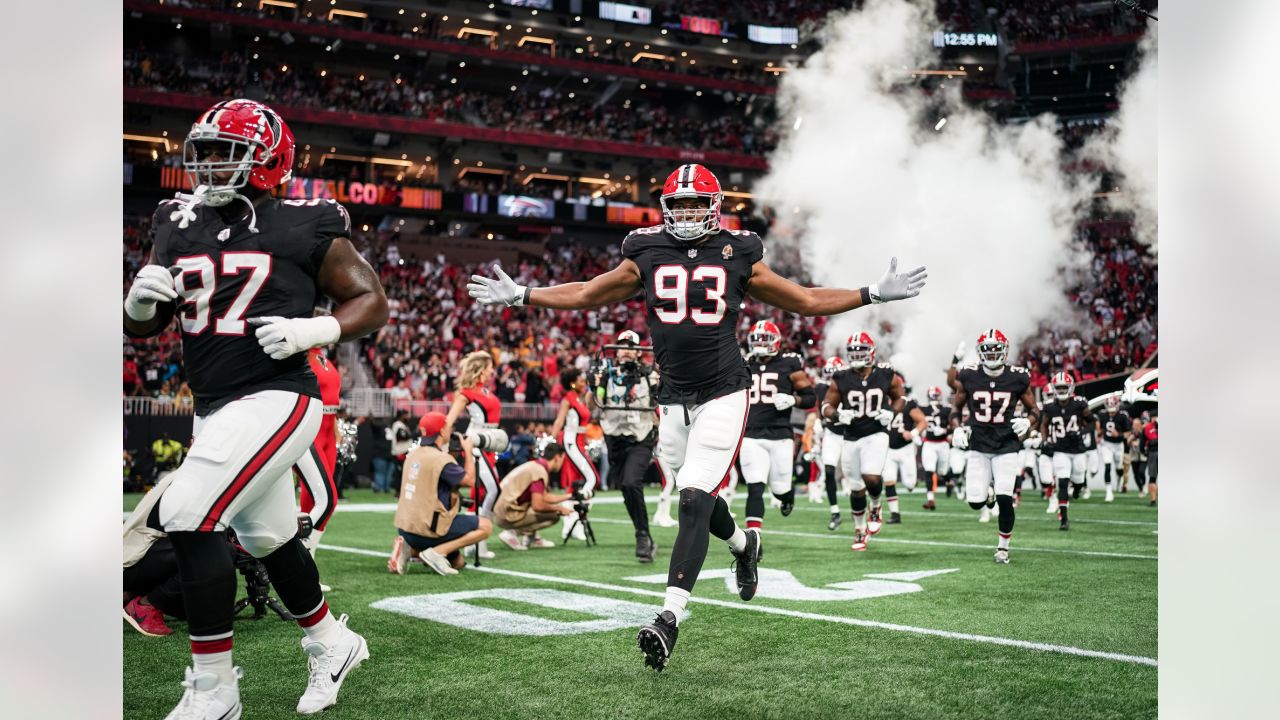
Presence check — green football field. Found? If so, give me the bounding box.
[123,486,1157,719]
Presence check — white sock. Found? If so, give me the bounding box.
[887,497,900,514]
[726,527,748,553]
[829,504,840,513]
[299,603,344,646]
[926,490,935,501]
[192,649,235,685]
[853,511,867,530]
[662,587,690,624]
[997,532,1011,551]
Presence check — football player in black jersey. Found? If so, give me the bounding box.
[1096,395,1133,501]
[920,385,955,510]
[123,100,387,718]
[820,332,905,552]
[882,391,928,524]
[1040,372,1094,530]
[946,329,1041,563]
[815,356,851,530]
[740,320,816,528]
[469,163,926,671]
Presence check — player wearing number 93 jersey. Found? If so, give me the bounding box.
[466,162,928,673]
[948,328,1040,564]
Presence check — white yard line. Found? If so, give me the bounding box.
[317,543,1157,668]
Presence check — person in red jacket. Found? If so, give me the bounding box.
[1142,414,1158,507]
[551,367,599,541]
[299,348,342,554]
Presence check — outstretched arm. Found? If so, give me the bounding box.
[746,257,927,317]
[468,260,642,311]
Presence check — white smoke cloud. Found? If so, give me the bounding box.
[1086,24,1158,249]
[753,0,1100,390]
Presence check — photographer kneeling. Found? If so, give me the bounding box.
[494,440,576,550]
[388,412,491,577]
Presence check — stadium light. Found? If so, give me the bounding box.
[259,1,297,10]
[328,9,367,20]
[123,134,171,153]
[632,52,674,64]
[459,28,497,39]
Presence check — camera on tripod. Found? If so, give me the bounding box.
[227,530,292,621]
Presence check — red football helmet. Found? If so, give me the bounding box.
[927,386,944,404]
[747,320,781,357]
[845,331,876,368]
[822,355,845,377]
[660,164,722,241]
[1104,395,1121,412]
[183,99,295,203]
[976,328,1009,370]
[1051,371,1075,401]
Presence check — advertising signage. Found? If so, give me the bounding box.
[747,24,799,45]
[598,1,652,25]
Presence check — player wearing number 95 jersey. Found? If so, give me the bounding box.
[123,99,387,719]
[467,162,927,673]
[946,328,1040,564]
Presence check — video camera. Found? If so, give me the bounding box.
[227,530,292,621]
[564,479,596,547]
[590,343,657,412]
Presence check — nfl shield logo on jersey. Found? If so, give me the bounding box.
[688,248,698,258]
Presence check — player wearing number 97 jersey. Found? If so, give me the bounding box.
[123,99,386,719]
[946,328,1040,564]
[466,162,928,673]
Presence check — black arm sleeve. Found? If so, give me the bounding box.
[795,384,817,409]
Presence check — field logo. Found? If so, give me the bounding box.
[371,588,671,636]
[625,568,958,602]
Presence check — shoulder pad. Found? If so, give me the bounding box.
[1009,366,1030,375]
[633,224,664,235]
[960,363,979,372]
[782,352,803,363]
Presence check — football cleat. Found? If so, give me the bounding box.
[850,529,869,552]
[887,512,902,525]
[387,536,410,575]
[827,512,842,531]
[730,529,762,601]
[922,499,936,510]
[994,549,1010,564]
[164,667,243,720]
[296,614,369,715]
[1046,495,1059,513]
[1059,517,1070,531]
[867,506,883,535]
[637,611,680,672]
[1082,486,1092,500]
[778,490,795,517]
[635,532,657,564]
[1105,487,1115,503]
[123,596,173,637]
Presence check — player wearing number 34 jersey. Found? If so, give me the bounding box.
[947,329,1040,564]
[467,162,928,673]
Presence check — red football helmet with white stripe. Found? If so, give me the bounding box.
[976,328,1009,371]
[184,98,295,204]
[660,163,722,241]
[822,355,845,377]
[845,331,876,369]
[927,386,944,403]
[1051,371,1075,401]
[747,320,781,358]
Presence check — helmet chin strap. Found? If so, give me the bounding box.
[169,184,260,233]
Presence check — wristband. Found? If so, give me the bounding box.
[858,286,871,306]
[521,286,532,307]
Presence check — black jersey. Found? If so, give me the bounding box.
[833,364,897,440]
[1097,410,1133,442]
[622,226,763,405]
[955,364,1032,455]
[148,197,350,414]
[887,399,922,450]
[745,352,804,440]
[1042,397,1091,454]
[923,402,952,442]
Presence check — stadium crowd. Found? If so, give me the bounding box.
[983,0,1149,44]
[124,51,779,156]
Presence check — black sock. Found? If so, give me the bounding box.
[1014,473,1025,495]
[168,531,236,640]
[1057,478,1071,503]
[745,483,765,526]
[668,488,716,592]
[772,488,796,505]
[885,484,898,501]
[996,494,1015,534]
[259,537,324,618]
[825,466,839,506]
[1103,464,1113,486]
[1072,482,1082,499]
[621,483,650,534]
[709,494,737,541]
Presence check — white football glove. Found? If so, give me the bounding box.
[772,393,797,411]
[867,257,928,303]
[874,408,895,427]
[952,341,967,366]
[1023,434,1042,450]
[951,426,971,450]
[467,264,527,307]
[910,428,923,446]
[248,316,341,361]
[1011,417,1031,436]
[125,265,178,321]
[837,408,857,425]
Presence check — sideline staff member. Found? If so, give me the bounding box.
[494,441,575,549]
[388,412,491,576]
[595,330,659,562]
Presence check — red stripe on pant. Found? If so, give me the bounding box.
[711,393,751,497]
[198,395,311,532]
[191,638,233,654]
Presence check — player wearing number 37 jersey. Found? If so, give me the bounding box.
[947,329,1041,565]
[468,163,927,673]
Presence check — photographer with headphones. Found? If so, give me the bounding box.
[387,413,491,577]
[592,330,660,562]
[493,440,575,550]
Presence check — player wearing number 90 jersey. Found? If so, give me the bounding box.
[467,163,929,673]
[947,328,1040,564]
